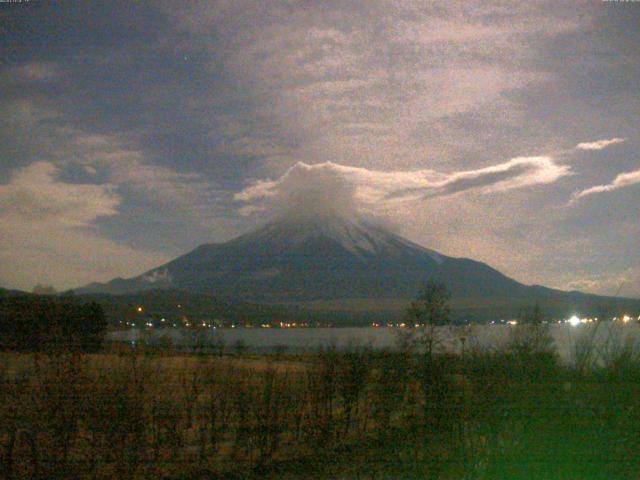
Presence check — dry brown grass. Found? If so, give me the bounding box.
[6,340,631,480]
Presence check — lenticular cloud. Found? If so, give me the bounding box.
[573,169,640,200]
[235,156,571,218]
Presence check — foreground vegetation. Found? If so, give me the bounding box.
[2,320,640,479]
[2,287,640,478]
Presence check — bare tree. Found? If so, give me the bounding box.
[407,281,451,359]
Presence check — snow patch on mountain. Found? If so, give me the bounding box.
[142,268,172,284]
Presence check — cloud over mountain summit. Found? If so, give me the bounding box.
[236,156,571,219]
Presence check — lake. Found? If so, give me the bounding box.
[108,320,640,364]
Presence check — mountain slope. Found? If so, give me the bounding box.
[77,215,640,319]
[79,216,523,299]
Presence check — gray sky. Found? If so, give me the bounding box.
[0,0,638,297]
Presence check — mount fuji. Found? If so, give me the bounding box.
[78,215,639,319]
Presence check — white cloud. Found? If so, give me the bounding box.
[60,130,225,227]
[0,224,168,292]
[0,161,119,226]
[575,138,625,151]
[0,161,167,290]
[2,104,222,224]
[169,1,583,170]
[563,269,640,299]
[236,156,571,218]
[0,101,231,289]
[386,156,571,199]
[574,169,640,200]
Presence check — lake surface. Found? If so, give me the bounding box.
[108,321,640,364]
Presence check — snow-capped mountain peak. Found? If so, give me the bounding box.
[77,212,525,302]
[75,212,640,320]
[242,214,441,260]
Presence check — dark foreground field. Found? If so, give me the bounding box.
[2,325,640,479]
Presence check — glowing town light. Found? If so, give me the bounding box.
[622,315,631,324]
[568,315,580,327]
[137,306,143,313]
[507,320,518,326]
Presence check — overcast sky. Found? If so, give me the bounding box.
[1,0,638,297]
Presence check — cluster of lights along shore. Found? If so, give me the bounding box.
[118,305,640,329]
